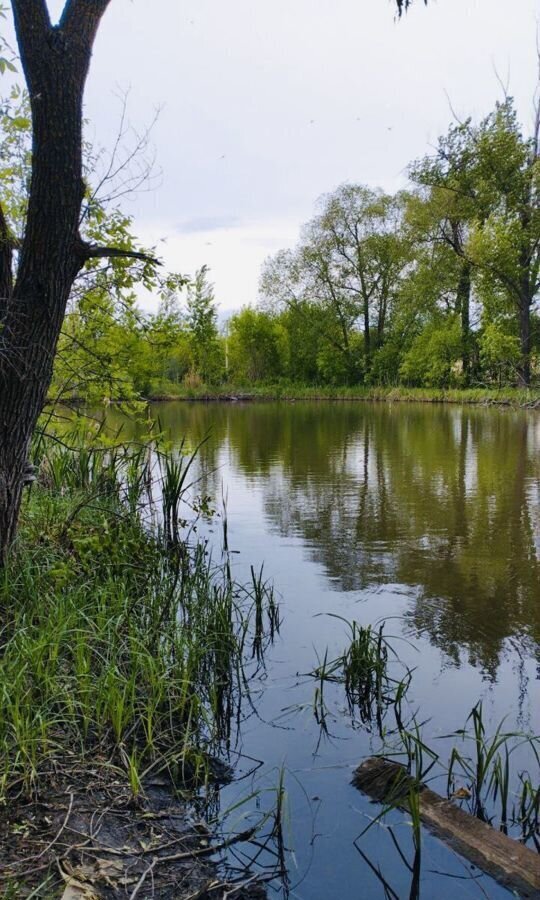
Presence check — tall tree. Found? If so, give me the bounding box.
[261,186,410,382]
[411,98,540,385]
[185,265,223,383]
[405,182,477,383]
[0,0,156,559]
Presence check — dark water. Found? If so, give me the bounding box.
[118,401,540,898]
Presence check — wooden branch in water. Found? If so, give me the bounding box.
[353,756,540,899]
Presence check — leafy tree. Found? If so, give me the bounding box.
[468,101,540,383]
[399,317,463,387]
[0,0,162,558]
[405,183,476,382]
[411,98,540,384]
[261,186,410,383]
[277,301,329,383]
[185,266,224,384]
[228,308,288,383]
[479,320,521,386]
[314,185,411,368]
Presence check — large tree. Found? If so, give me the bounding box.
[0,0,157,560]
[261,185,410,382]
[411,99,540,385]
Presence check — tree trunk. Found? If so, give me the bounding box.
[518,295,531,386]
[456,259,471,384]
[363,299,371,367]
[0,0,112,562]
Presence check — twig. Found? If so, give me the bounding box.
[158,826,258,864]
[8,793,74,868]
[128,858,158,900]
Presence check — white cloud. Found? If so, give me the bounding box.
[138,217,300,312]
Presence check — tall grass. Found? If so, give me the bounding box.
[144,380,540,408]
[0,435,279,801]
[308,618,412,735]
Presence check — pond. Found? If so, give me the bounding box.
[115,400,540,898]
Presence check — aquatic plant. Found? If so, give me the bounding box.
[308,617,413,734]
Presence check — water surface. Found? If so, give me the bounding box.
[127,401,540,898]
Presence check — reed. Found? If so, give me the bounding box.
[0,435,279,802]
[308,617,412,734]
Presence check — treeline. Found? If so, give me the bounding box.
[257,97,540,388]
[82,93,538,396]
[2,87,538,400]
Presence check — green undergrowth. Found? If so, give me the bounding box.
[0,439,279,802]
[146,381,540,407]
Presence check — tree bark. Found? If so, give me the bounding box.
[456,259,471,384]
[363,298,371,366]
[517,294,531,386]
[0,0,113,561]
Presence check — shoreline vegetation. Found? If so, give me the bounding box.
[0,436,280,899]
[117,384,540,409]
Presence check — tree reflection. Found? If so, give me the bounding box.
[131,401,540,677]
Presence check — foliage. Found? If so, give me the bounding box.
[479,320,522,385]
[399,318,463,387]
[257,95,539,390]
[185,265,224,384]
[0,434,278,799]
[228,307,289,383]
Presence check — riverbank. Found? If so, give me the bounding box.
[146,383,540,408]
[0,439,277,898]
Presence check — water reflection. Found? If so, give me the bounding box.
[112,401,540,680]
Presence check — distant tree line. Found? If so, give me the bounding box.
[2,86,538,402]
[136,93,539,393]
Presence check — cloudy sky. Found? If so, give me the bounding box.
[17,0,540,310]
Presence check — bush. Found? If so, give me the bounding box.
[399,318,463,387]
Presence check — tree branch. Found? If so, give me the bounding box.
[59,0,112,39]
[80,243,160,266]
[11,0,51,35]
[10,0,52,89]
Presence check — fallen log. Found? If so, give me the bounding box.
[353,756,540,899]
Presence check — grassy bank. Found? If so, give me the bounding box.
[0,438,279,897]
[147,382,540,408]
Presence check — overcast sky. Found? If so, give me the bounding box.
[16,0,540,310]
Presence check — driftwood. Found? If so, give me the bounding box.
[353,756,540,899]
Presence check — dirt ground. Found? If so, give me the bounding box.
[0,762,269,899]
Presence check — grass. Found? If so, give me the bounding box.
[144,380,540,408]
[444,702,540,847]
[308,618,413,736]
[0,435,279,803]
